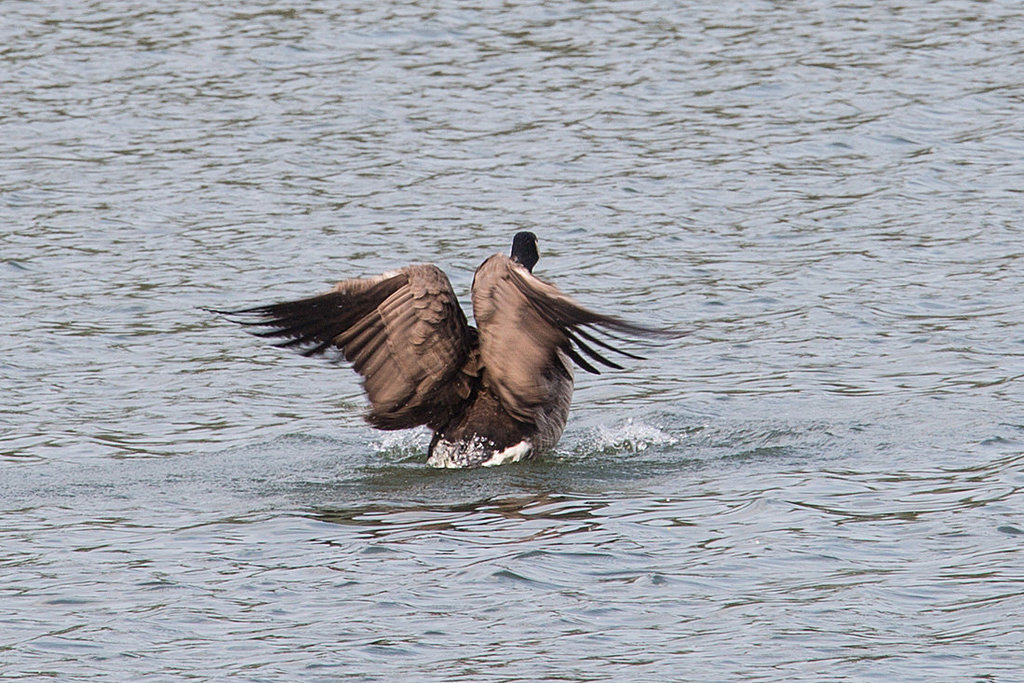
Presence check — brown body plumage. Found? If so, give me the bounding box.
[210,233,675,468]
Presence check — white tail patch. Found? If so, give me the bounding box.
[427,438,533,468]
[480,441,532,467]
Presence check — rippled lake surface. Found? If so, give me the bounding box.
[3,1,1024,679]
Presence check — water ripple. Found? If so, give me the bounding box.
[4,0,1024,679]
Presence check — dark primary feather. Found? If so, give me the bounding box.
[210,266,476,431]
[213,275,406,358]
[502,262,681,375]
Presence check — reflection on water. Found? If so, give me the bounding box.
[3,0,1024,679]
[308,493,607,540]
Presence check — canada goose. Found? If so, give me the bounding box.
[209,232,676,468]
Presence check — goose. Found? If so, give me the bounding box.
[209,232,676,468]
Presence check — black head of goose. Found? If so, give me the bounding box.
[208,233,679,468]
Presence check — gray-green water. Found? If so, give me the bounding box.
[3,1,1023,680]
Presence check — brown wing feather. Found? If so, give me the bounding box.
[211,265,476,430]
[471,254,679,424]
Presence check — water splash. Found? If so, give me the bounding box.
[368,420,685,465]
[581,418,683,455]
[371,429,431,462]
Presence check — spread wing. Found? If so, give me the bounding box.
[471,254,679,423]
[209,264,476,430]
